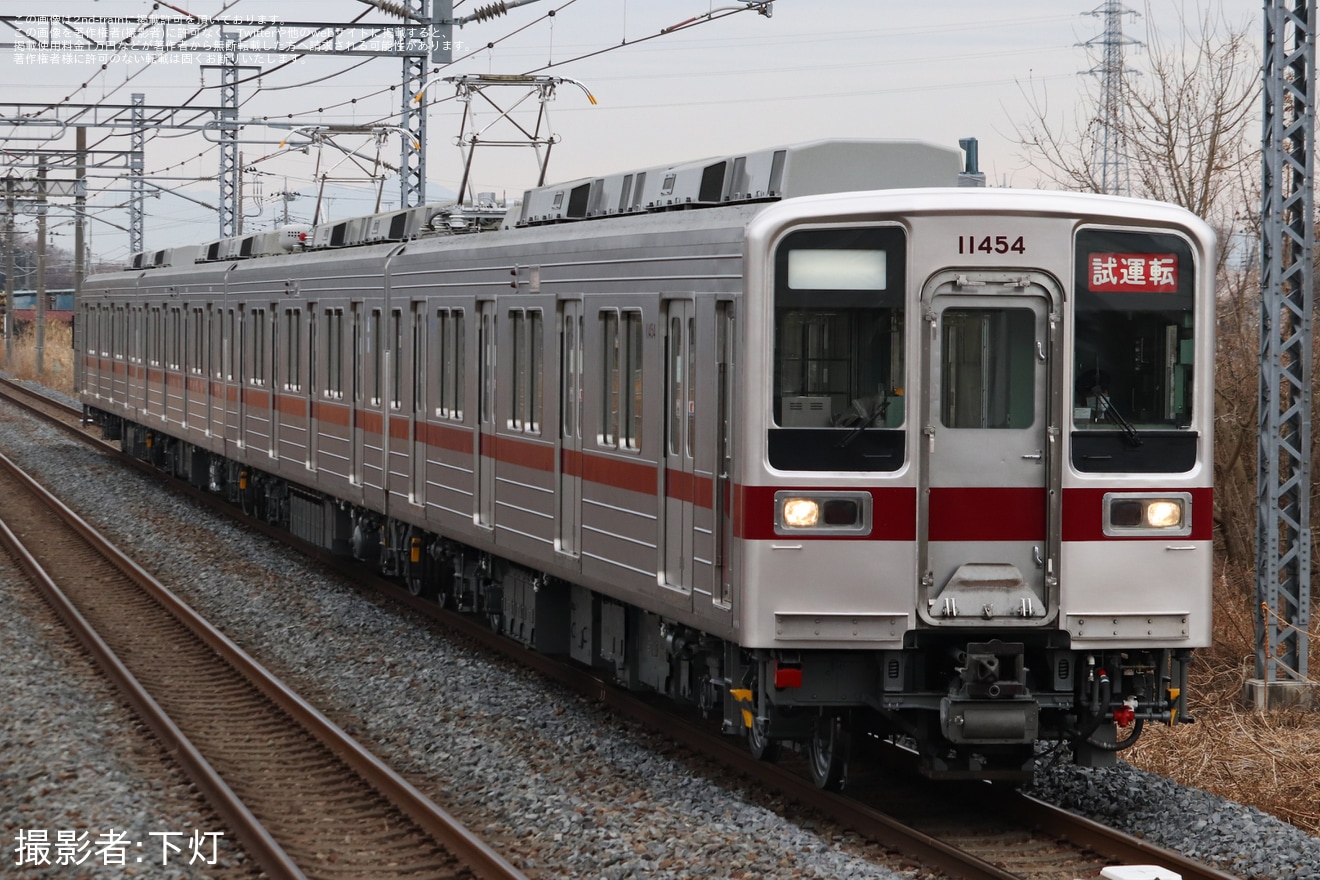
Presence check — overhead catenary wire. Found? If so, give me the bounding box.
[3,1,798,252]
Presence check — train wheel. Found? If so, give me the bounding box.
[807,714,850,791]
[747,715,781,763]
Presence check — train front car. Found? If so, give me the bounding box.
[733,190,1214,785]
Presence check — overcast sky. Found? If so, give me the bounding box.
[1,0,1261,263]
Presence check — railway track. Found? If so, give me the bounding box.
[0,397,526,880]
[0,378,1244,880]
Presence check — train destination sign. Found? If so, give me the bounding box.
[1087,252,1178,293]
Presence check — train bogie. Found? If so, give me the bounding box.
[80,138,1214,784]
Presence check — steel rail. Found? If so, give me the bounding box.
[0,453,306,880]
[0,441,527,880]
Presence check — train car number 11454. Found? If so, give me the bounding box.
[958,234,1027,255]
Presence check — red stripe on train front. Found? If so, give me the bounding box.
[927,487,1046,542]
[1061,486,1213,542]
[735,485,918,542]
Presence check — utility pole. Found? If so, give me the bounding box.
[35,159,46,376]
[74,126,86,393]
[1254,0,1314,708]
[4,173,14,366]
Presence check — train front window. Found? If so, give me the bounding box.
[1073,228,1197,472]
[940,308,1035,429]
[770,226,906,472]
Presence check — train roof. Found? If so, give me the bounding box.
[121,139,980,272]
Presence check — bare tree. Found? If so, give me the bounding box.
[1013,6,1261,567]
[1015,7,1258,240]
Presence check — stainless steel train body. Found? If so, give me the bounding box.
[80,140,1215,784]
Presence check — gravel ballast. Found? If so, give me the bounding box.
[2,387,1319,879]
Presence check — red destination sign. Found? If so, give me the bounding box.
[1088,253,1178,292]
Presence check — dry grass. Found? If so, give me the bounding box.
[1123,564,1320,835]
[13,326,1320,834]
[4,322,76,395]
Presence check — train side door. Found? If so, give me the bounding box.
[225,307,240,444]
[918,271,1060,626]
[410,303,426,508]
[351,303,364,484]
[269,306,281,458]
[307,307,318,469]
[663,299,696,595]
[476,299,497,529]
[556,298,583,557]
[361,306,388,510]
[714,301,735,606]
[236,305,248,447]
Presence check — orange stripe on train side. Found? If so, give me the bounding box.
[315,401,351,427]
[480,432,555,471]
[417,420,471,453]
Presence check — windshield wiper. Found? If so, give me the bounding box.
[837,398,890,448]
[1091,385,1143,447]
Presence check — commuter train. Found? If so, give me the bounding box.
[79,139,1214,786]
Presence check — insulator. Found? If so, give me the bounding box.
[469,1,509,23]
[370,0,417,20]
[361,0,422,21]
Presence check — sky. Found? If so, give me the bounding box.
[0,0,1263,266]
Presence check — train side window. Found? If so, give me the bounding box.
[308,310,318,397]
[284,308,302,392]
[173,307,184,371]
[207,306,220,378]
[189,308,203,374]
[668,315,682,455]
[685,315,695,457]
[412,304,424,416]
[510,310,525,430]
[480,311,495,425]
[147,307,160,367]
[326,308,344,400]
[224,309,235,380]
[389,308,402,409]
[370,307,383,406]
[531,310,544,433]
[507,308,544,434]
[600,309,642,450]
[625,311,641,450]
[601,310,620,446]
[561,309,581,440]
[134,307,144,365]
[435,308,464,420]
[352,304,364,403]
[250,308,266,386]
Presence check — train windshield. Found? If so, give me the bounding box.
[1072,228,1197,471]
[769,226,907,472]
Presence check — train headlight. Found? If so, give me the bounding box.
[1146,500,1183,529]
[1103,493,1191,536]
[782,498,820,528]
[774,491,872,536]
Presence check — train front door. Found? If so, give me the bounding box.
[917,271,1060,626]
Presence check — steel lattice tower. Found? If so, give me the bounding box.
[129,94,145,255]
[1079,1,1142,195]
[1257,0,1313,697]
